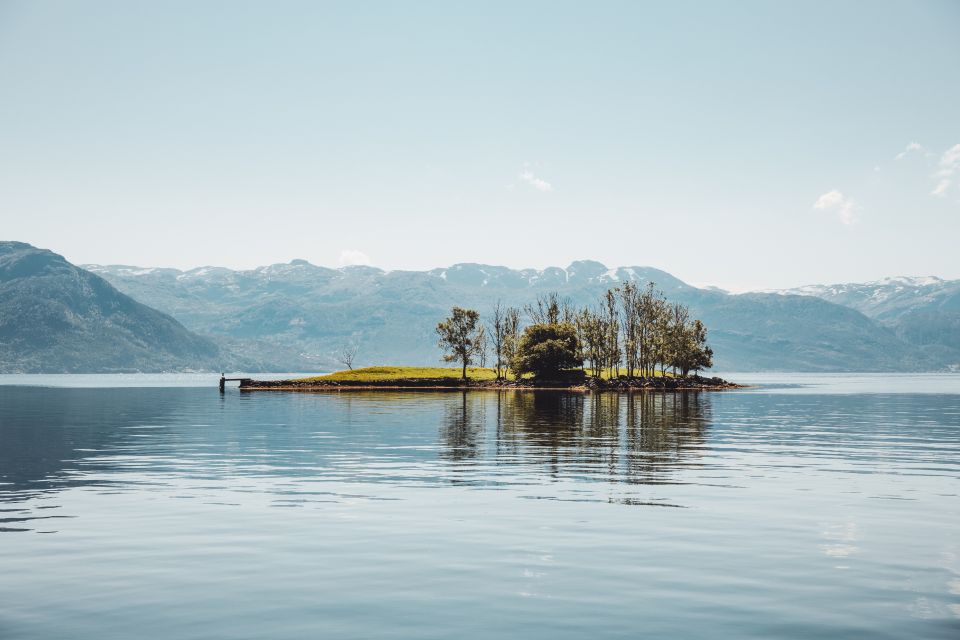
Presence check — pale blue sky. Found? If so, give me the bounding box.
[1,0,958,290]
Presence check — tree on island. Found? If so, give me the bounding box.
[475,325,489,368]
[436,307,484,380]
[576,307,610,377]
[671,318,713,377]
[511,322,582,379]
[490,301,507,380]
[604,289,621,378]
[337,343,358,370]
[489,301,523,380]
[435,281,714,383]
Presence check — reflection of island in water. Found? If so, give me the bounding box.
[0,388,714,498]
[0,386,716,531]
[438,391,713,486]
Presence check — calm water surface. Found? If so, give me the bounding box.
[1,374,958,639]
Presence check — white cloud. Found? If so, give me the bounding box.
[932,179,951,197]
[895,141,925,160]
[931,143,960,197]
[338,249,371,267]
[813,189,858,225]
[519,170,552,192]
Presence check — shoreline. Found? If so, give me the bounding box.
[237,374,743,393]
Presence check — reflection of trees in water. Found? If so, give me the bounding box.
[438,392,486,463]
[622,393,712,484]
[439,391,712,484]
[498,392,586,478]
[500,392,585,448]
[2,387,713,507]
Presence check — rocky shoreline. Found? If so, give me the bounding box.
[238,374,742,392]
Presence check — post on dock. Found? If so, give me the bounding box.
[219,374,225,393]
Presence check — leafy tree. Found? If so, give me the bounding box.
[688,320,714,375]
[576,307,609,377]
[673,319,713,376]
[668,302,690,375]
[436,307,483,380]
[619,281,640,377]
[511,322,582,379]
[653,301,672,376]
[637,283,668,376]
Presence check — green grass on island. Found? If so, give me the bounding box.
[296,366,675,384]
[297,366,500,383]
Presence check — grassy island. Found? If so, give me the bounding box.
[237,284,740,392]
[301,366,500,383]
[238,366,740,391]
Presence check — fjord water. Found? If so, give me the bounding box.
[1,376,958,639]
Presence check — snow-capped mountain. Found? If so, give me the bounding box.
[765,276,960,367]
[768,276,959,321]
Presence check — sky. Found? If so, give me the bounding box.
[1,0,958,291]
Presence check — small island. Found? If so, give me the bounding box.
[238,366,738,391]
[235,283,741,392]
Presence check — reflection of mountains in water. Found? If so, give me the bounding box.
[439,391,714,485]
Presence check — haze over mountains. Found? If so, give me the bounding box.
[2,241,957,373]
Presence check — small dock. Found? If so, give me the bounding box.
[219,375,253,392]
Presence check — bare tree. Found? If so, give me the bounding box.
[476,325,489,368]
[337,343,358,370]
[525,292,572,325]
[490,301,507,380]
[654,298,671,376]
[502,306,522,379]
[604,288,621,378]
[526,292,555,324]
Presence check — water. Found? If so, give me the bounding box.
[1,375,958,639]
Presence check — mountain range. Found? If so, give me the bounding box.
[771,277,960,367]
[0,242,221,373]
[85,255,957,373]
[2,241,956,373]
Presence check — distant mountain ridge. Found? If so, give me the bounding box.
[769,276,960,367]
[769,276,959,319]
[90,260,690,292]
[0,242,222,373]
[3,240,951,373]
[83,258,946,372]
